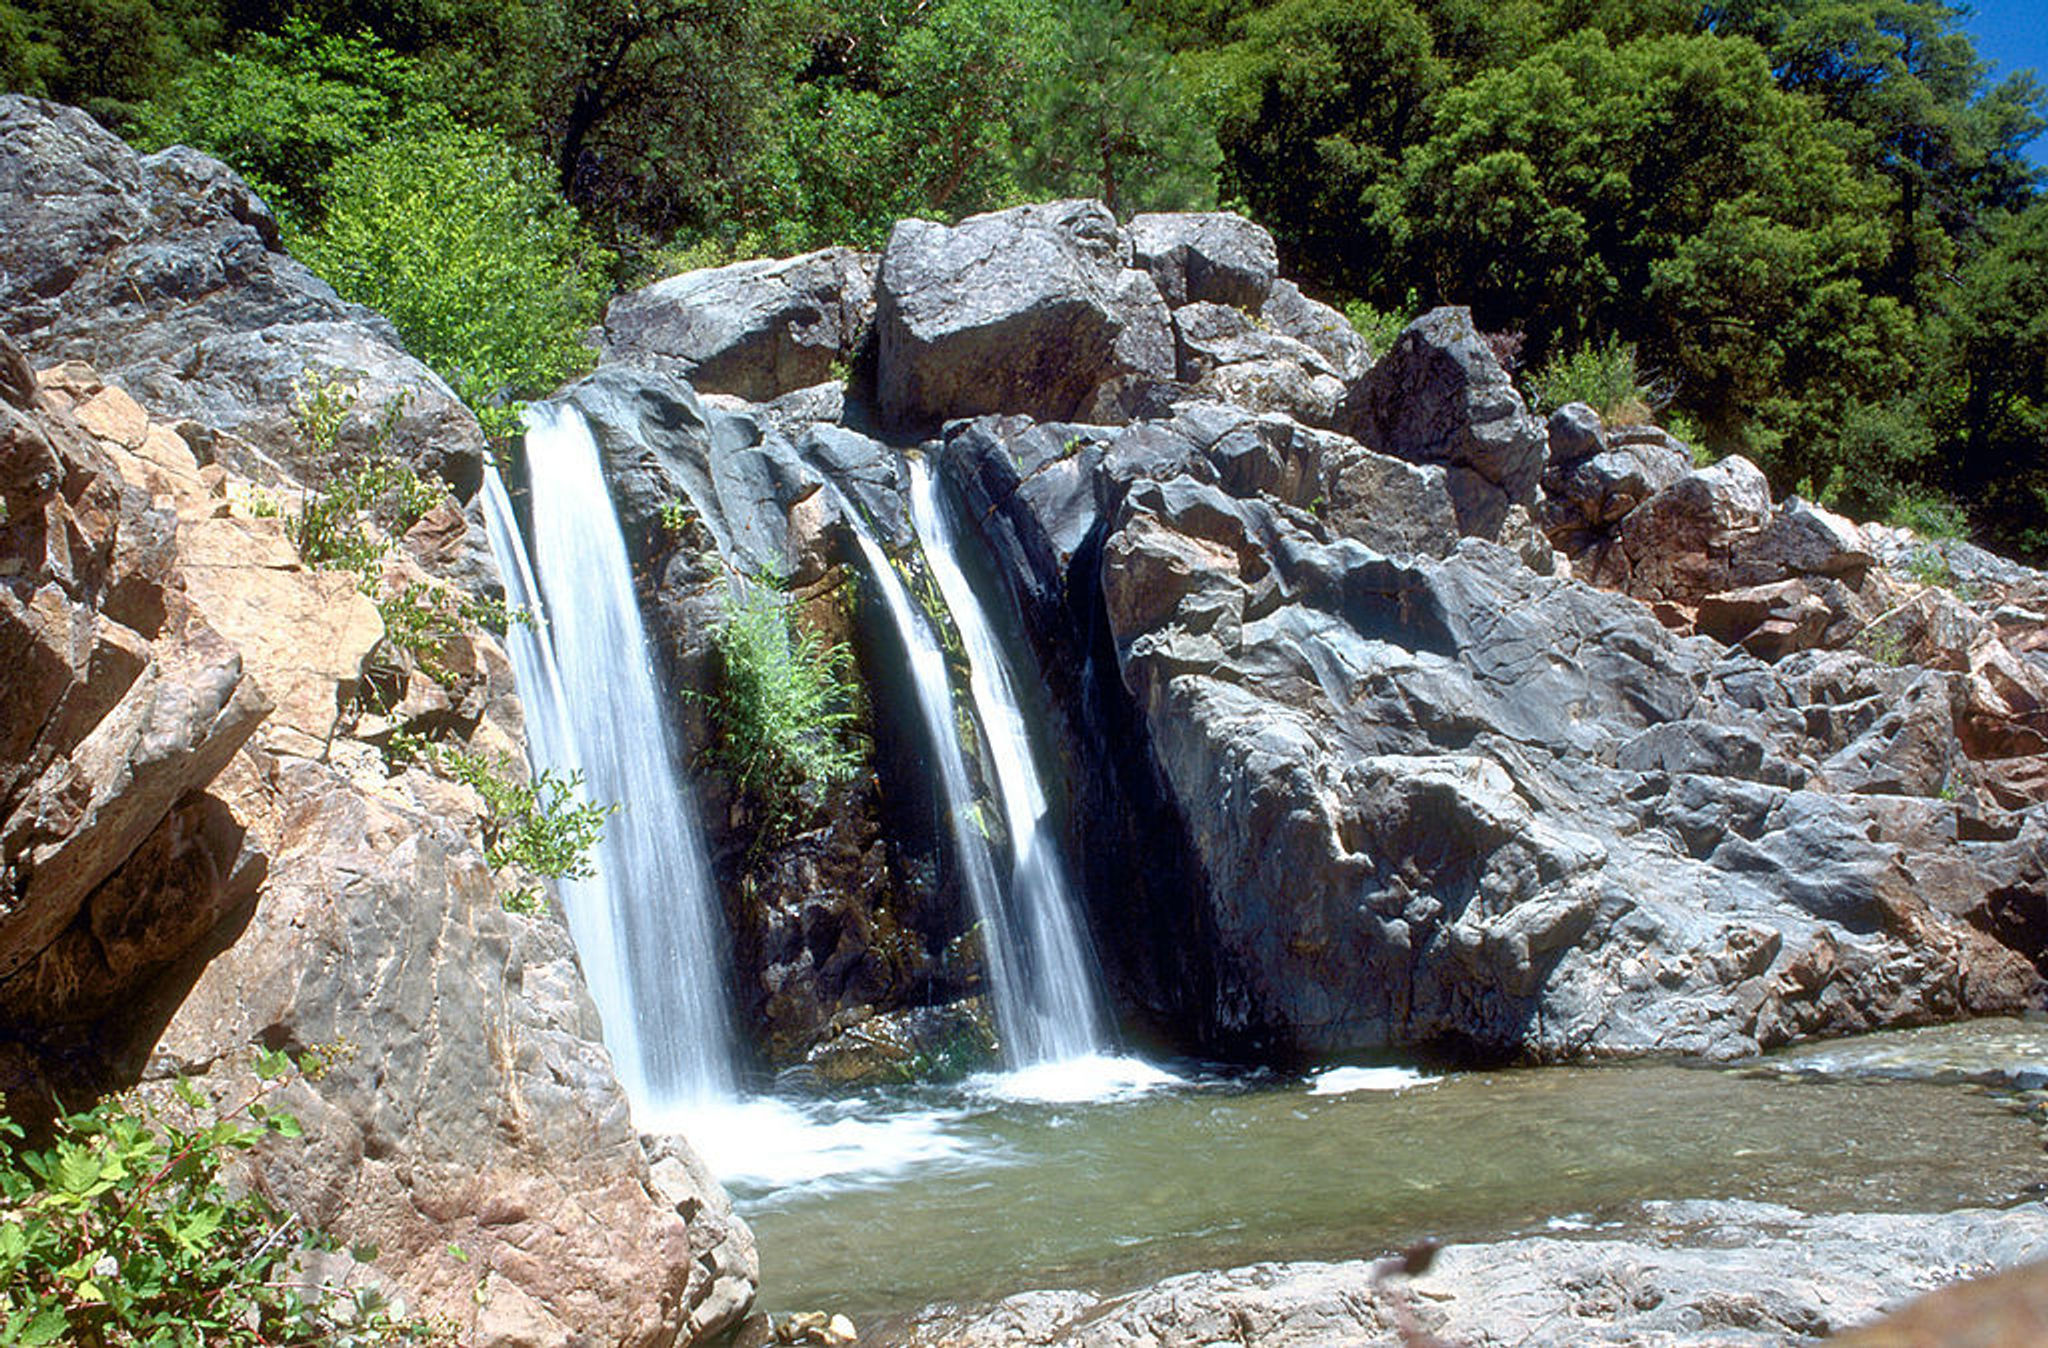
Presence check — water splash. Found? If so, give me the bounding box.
[481,402,736,1115]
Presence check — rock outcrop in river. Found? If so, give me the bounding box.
[598,196,2048,1068]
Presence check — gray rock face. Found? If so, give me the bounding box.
[1260,279,1371,381]
[604,248,876,404]
[875,200,1175,430]
[1340,306,1548,539]
[1100,472,2038,1058]
[1171,302,1347,425]
[1126,211,1278,311]
[903,1200,2048,1347]
[925,393,2042,1062]
[934,407,1461,1048]
[0,96,485,497]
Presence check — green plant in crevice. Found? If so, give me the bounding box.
[285,371,439,583]
[1344,292,1416,359]
[702,575,862,829]
[1902,544,1959,591]
[388,733,613,904]
[0,1048,443,1346]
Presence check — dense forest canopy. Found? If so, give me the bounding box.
[5,0,2046,554]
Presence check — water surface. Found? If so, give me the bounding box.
[730,1022,2048,1328]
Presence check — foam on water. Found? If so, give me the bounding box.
[653,1096,987,1198]
[970,1054,1186,1105]
[1307,1065,1432,1096]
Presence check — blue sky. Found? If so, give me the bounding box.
[1963,0,2048,166]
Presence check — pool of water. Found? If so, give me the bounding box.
[695,1023,2048,1329]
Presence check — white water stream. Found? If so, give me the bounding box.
[482,403,736,1118]
[902,458,1108,1063]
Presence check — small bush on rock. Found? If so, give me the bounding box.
[704,577,861,828]
[0,1050,441,1346]
[389,734,613,905]
[1527,336,1663,425]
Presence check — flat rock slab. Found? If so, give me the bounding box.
[905,1200,2048,1346]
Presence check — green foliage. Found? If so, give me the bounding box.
[392,734,614,889]
[1343,294,1414,359]
[376,582,526,684]
[0,1054,437,1345]
[1887,489,1970,541]
[132,20,424,222]
[292,121,607,412]
[1901,544,1958,591]
[742,0,1055,250]
[1526,336,1659,425]
[1009,0,1218,217]
[0,0,219,124]
[286,371,439,583]
[703,577,861,828]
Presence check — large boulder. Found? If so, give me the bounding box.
[1126,211,1278,311]
[603,248,876,403]
[875,200,1175,430]
[1338,307,1548,539]
[0,96,486,497]
[1091,457,2040,1059]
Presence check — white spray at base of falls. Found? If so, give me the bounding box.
[480,402,737,1119]
[903,457,1107,1064]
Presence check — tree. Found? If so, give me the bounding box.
[1199,0,1446,293]
[1707,0,2047,302]
[1378,28,1907,480]
[1012,0,1219,217]
[132,19,424,223]
[292,121,608,419]
[737,0,1055,250]
[522,0,804,243]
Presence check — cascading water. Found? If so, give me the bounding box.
[480,402,736,1118]
[844,522,1032,1057]
[902,458,1107,1064]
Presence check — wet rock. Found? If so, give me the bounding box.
[0,95,485,497]
[604,248,877,403]
[875,200,1175,430]
[1338,307,1547,539]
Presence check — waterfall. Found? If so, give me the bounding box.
[903,458,1108,1062]
[480,402,737,1115]
[843,461,1108,1068]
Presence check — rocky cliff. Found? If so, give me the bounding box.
[595,197,2047,1069]
[0,96,753,1346]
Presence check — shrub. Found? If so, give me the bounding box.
[390,735,613,900]
[132,20,424,225]
[285,371,439,581]
[1344,295,1413,359]
[292,122,608,424]
[0,1050,439,1345]
[1527,336,1662,425]
[1886,489,1970,542]
[703,577,861,822]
